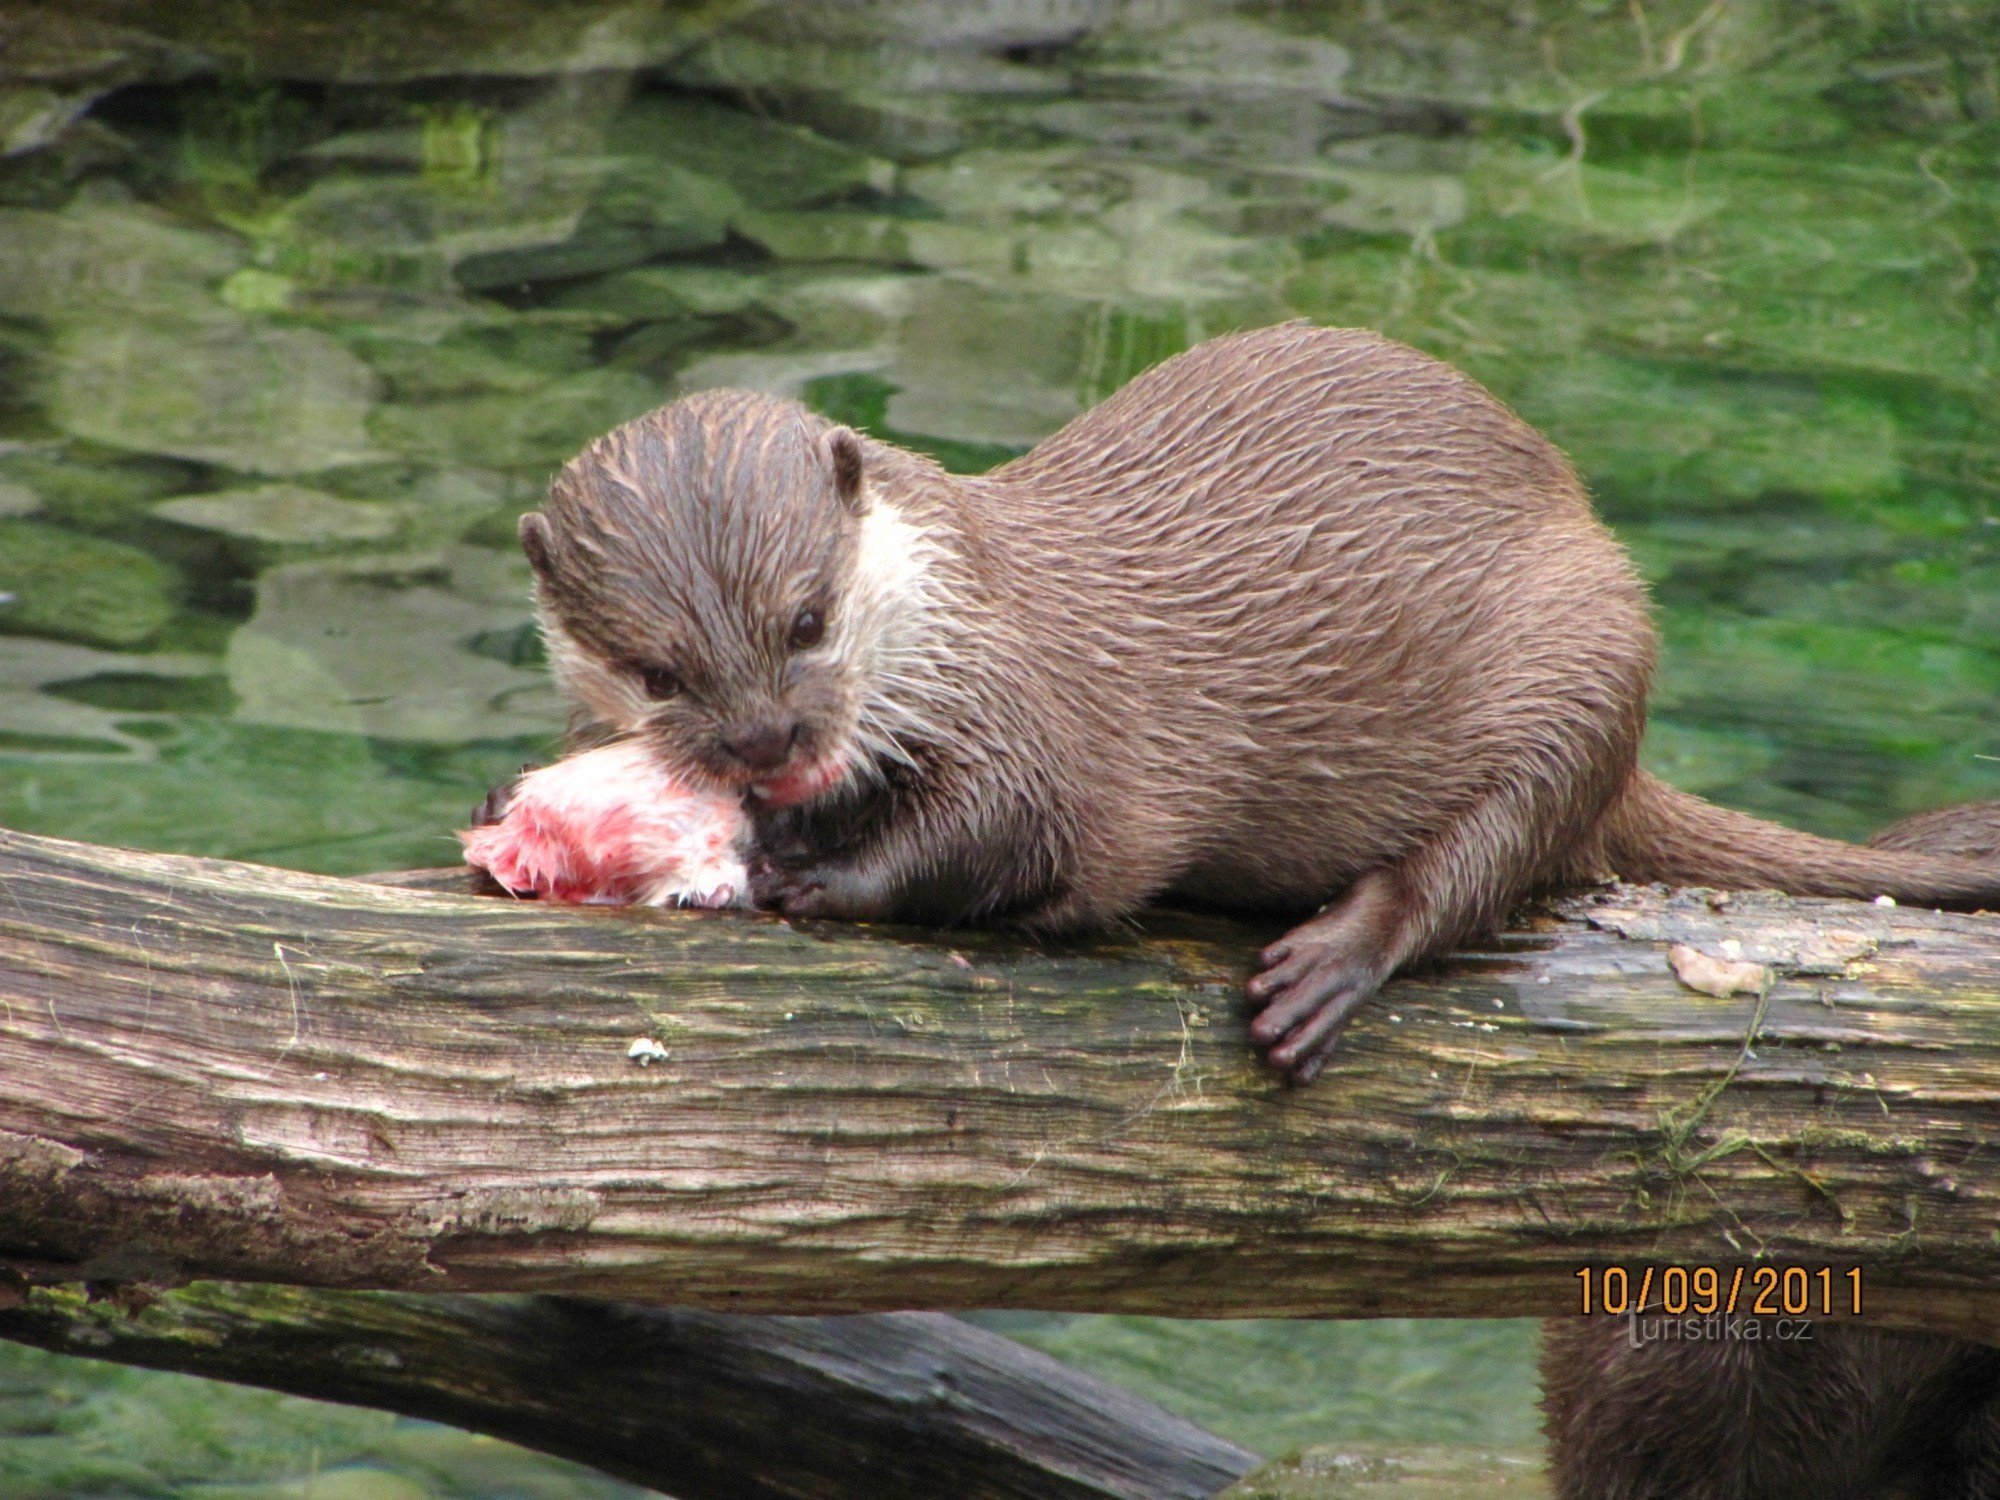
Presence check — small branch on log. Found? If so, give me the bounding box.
[0,1283,1256,1500]
[2,828,1998,1336]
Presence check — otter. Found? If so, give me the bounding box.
[1541,1317,2000,1500]
[516,321,1999,1083]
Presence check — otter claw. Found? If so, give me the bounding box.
[749,859,825,914]
[1245,870,1406,1083]
[470,762,542,828]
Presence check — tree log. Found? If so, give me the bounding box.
[2,827,1998,1337]
[0,1283,1257,1500]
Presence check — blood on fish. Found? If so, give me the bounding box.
[460,741,750,909]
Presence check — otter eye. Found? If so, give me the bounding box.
[637,664,681,700]
[789,606,826,651]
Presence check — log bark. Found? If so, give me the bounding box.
[0,1283,1257,1500]
[2,827,1999,1337]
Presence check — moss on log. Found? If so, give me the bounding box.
[1,827,1998,1337]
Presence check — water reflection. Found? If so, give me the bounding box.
[0,0,1994,1490]
[4,3,1996,868]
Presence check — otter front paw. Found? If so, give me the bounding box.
[1244,872,1405,1084]
[749,858,893,921]
[749,857,819,914]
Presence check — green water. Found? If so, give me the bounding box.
[1,0,1996,1492]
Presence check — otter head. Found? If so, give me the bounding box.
[521,389,916,810]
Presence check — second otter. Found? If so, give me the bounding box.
[520,321,1999,1082]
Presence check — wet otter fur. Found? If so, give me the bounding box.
[518,321,2000,1083]
[1541,1318,2000,1500]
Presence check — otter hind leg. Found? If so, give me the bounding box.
[1245,867,1407,1083]
[1246,769,1596,1083]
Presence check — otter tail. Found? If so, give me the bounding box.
[1592,770,2000,908]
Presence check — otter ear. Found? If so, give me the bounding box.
[519,512,555,579]
[825,427,867,516]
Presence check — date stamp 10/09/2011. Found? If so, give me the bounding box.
[1574,1264,1865,1319]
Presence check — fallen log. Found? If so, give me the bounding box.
[2,826,1998,1339]
[0,1283,1257,1500]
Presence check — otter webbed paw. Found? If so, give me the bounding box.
[1244,872,1406,1084]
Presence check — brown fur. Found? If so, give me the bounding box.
[1868,802,2000,864]
[1560,775,2000,904]
[520,322,2000,1082]
[1540,1317,2000,1500]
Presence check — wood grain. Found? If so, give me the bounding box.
[2,827,1997,1338]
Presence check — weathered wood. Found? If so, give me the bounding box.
[2,826,1998,1337]
[0,1283,1256,1500]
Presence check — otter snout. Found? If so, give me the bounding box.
[722,716,801,773]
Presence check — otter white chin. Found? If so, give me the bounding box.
[515,320,2000,1085]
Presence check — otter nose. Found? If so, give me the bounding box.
[724,717,799,772]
